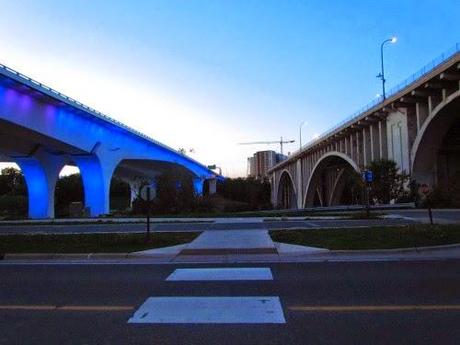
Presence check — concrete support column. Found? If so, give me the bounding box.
[378,120,388,160]
[370,123,380,162]
[208,178,217,195]
[369,124,375,162]
[362,128,367,167]
[193,178,204,196]
[73,155,117,217]
[15,150,65,219]
[416,102,429,132]
[355,132,360,166]
[296,160,302,208]
[349,135,353,161]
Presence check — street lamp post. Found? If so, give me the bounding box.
[299,121,308,150]
[377,37,397,100]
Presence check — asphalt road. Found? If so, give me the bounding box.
[0,218,416,234]
[1,260,459,344]
[391,209,460,222]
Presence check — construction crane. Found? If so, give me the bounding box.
[238,136,295,155]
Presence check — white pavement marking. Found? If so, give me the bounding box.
[128,296,285,324]
[213,218,263,223]
[166,268,273,281]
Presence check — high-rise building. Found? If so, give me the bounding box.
[247,150,287,179]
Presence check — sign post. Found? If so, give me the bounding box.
[420,184,433,225]
[140,185,155,241]
[362,170,374,218]
[146,187,151,240]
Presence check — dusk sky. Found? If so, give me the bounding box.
[1,0,459,177]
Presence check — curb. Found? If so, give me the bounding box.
[325,243,460,255]
[1,243,460,261]
[1,253,131,260]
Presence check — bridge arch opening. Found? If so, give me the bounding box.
[304,152,362,207]
[411,92,460,205]
[0,163,28,218]
[276,170,297,209]
[54,165,83,217]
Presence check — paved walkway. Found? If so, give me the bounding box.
[135,228,329,261]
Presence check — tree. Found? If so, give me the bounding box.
[366,159,408,204]
[154,170,197,214]
[54,173,83,215]
[0,167,26,196]
[217,177,271,210]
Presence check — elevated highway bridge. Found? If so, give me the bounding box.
[0,63,221,219]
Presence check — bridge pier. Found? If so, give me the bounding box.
[73,155,118,217]
[15,149,65,219]
[193,178,204,196]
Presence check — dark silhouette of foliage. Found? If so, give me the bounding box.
[217,177,271,210]
[366,159,409,204]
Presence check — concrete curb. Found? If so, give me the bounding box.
[1,253,131,260]
[324,243,460,255]
[1,243,460,261]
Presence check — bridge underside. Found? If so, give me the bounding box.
[0,119,212,218]
[276,172,297,209]
[412,96,460,203]
[305,156,362,208]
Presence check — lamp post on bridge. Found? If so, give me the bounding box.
[377,37,397,100]
[299,121,308,151]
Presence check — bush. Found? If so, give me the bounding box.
[0,195,27,217]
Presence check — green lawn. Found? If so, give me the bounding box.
[270,224,460,250]
[0,232,199,254]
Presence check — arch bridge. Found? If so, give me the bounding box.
[269,44,460,209]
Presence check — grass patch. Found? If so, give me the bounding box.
[0,232,199,254]
[270,224,460,250]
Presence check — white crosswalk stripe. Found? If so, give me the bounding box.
[166,267,273,281]
[128,266,286,324]
[128,296,285,324]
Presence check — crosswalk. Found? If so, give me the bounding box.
[127,267,286,324]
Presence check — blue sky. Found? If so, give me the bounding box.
[1,0,459,176]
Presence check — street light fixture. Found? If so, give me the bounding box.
[377,36,397,100]
[299,121,308,150]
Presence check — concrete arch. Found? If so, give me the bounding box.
[411,90,460,187]
[276,169,297,209]
[304,151,360,208]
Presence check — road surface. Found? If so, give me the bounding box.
[1,260,459,344]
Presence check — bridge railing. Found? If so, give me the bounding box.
[294,41,460,157]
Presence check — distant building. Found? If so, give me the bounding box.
[247,150,287,179]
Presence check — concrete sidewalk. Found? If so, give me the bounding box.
[133,228,329,261]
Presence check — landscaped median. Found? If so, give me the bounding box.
[0,232,200,255]
[270,224,460,250]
